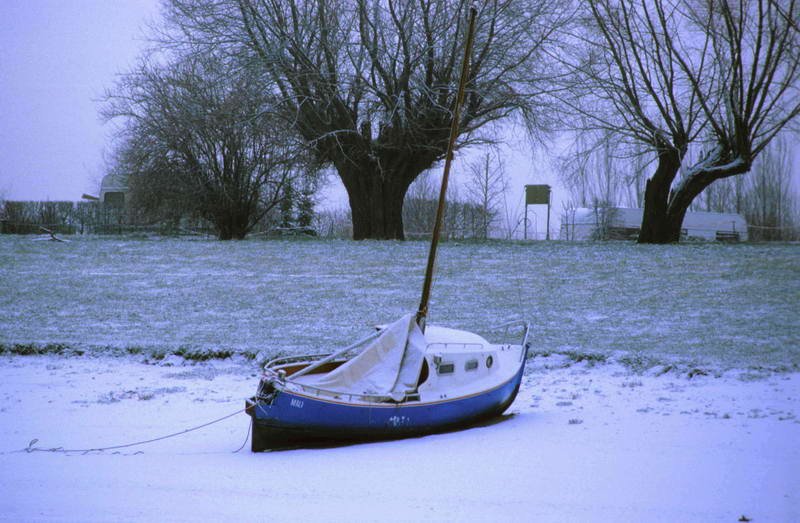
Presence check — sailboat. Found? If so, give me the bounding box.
[245,8,530,451]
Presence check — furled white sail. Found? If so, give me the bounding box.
[309,313,426,401]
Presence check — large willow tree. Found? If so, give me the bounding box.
[562,0,800,243]
[163,0,568,239]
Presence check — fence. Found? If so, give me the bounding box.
[0,200,297,238]
[0,200,190,236]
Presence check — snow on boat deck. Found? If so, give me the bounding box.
[423,325,491,347]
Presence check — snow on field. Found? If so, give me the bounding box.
[1,236,798,521]
[1,236,798,369]
[0,354,797,522]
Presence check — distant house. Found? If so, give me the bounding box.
[560,207,748,242]
[99,174,128,207]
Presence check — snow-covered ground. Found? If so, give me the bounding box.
[0,354,797,522]
[1,236,798,521]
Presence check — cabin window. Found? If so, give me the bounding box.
[465,359,479,371]
[486,355,494,368]
[437,362,455,375]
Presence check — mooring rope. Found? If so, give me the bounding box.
[233,419,253,454]
[18,407,248,455]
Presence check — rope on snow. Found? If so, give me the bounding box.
[20,407,248,455]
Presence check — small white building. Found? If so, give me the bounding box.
[560,207,748,242]
[99,174,129,207]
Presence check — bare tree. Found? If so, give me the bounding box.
[621,146,649,208]
[104,54,300,240]
[161,0,569,239]
[402,172,483,239]
[465,152,507,239]
[403,170,440,237]
[499,191,525,240]
[742,139,799,240]
[560,0,800,243]
[699,138,800,239]
[561,131,631,209]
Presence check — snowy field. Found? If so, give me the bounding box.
[1,236,799,521]
[1,236,798,369]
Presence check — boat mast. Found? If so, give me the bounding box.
[416,6,478,332]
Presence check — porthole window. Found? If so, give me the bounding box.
[486,355,494,368]
[465,359,479,371]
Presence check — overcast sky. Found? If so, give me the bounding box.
[0,0,159,201]
[3,1,793,239]
[0,0,561,237]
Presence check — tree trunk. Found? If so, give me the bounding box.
[345,173,409,240]
[663,157,750,243]
[337,157,425,241]
[639,148,751,244]
[215,208,251,240]
[638,149,683,244]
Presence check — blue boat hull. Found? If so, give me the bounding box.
[246,357,526,450]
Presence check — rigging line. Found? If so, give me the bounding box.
[19,407,247,455]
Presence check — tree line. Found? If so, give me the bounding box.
[103,0,800,242]
[561,136,800,241]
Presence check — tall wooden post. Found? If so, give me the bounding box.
[546,192,551,240]
[416,7,477,331]
[524,184,552,241]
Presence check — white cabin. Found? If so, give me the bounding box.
[560,207,748,242]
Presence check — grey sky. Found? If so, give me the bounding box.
[0,0,554,237]
[1,0,793,236]
[0,0,159,201]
